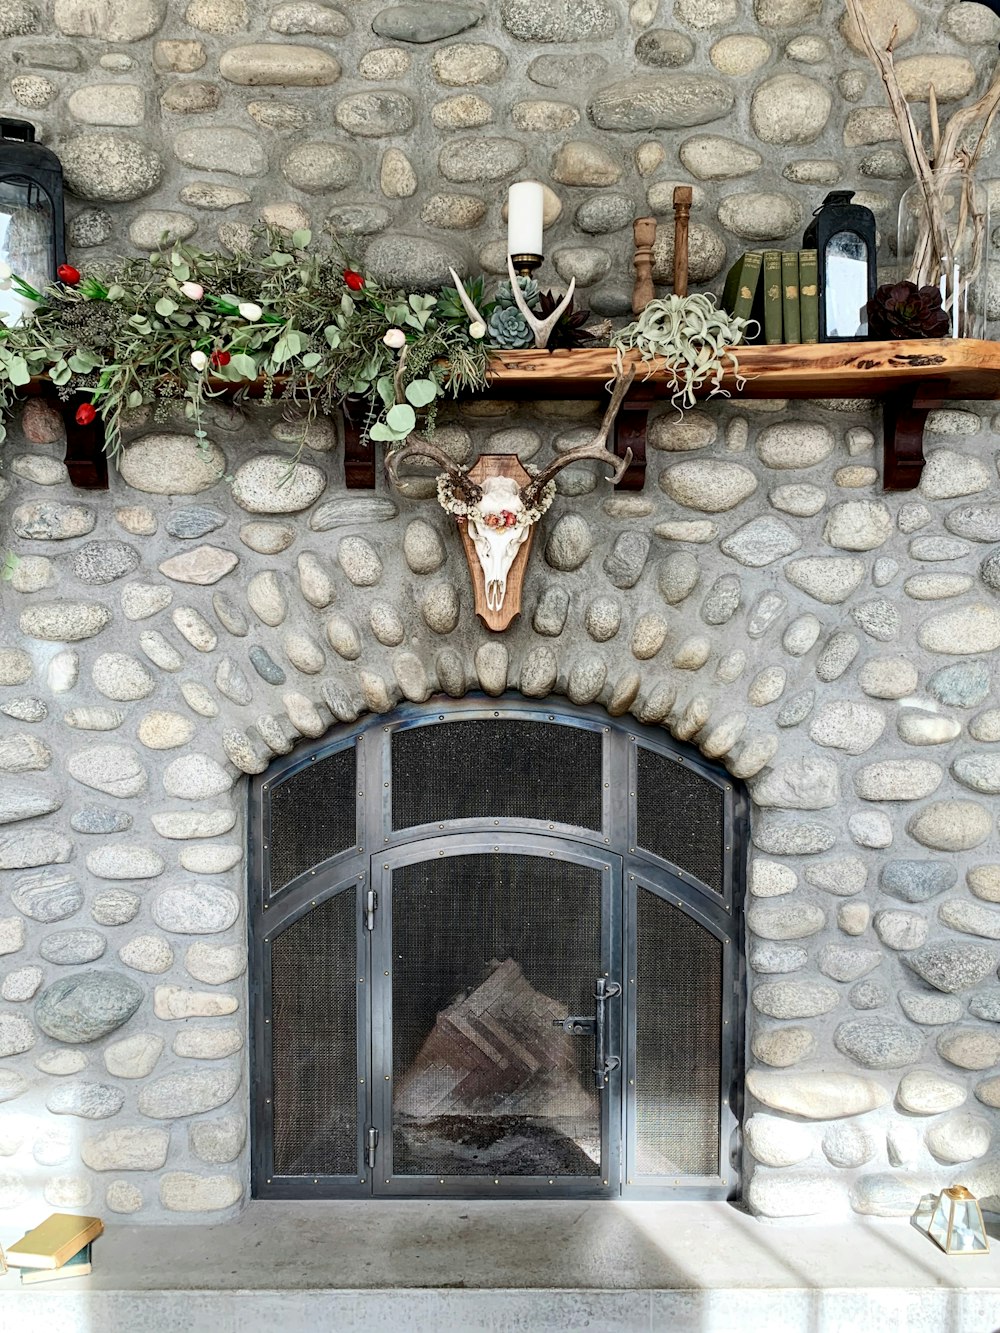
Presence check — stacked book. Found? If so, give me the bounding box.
[722,250,819,345]
[3,1212,102,1285]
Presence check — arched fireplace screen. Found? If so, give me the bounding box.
[249,696,745,1201]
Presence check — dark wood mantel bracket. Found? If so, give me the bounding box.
[612,379,654,491]
[21,380,109,489]
[881,384,946,492]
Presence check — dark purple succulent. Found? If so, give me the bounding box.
[538,290,595,350]
[867,281,950,339]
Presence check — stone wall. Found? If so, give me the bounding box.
[0,0,1000,1225]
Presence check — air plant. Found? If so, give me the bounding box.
[610,293,752,412]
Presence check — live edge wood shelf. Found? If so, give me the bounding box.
[39,337,1000,493]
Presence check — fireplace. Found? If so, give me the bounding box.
[249,697,745,1200]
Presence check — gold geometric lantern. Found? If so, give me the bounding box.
[924,1186,990,1256]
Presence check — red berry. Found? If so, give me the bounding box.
[342,268,365,292]
[57,264,81,285]
[210,349,231,368]
[75,402,96,426]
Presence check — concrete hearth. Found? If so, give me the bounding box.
[3,1199,1000,1331]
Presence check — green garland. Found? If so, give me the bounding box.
[0,228,493,458]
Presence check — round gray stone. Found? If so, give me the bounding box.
[35,970,143,1043]
[46,1082,126,1118]
[834,1017,922,1068]
[879,860,956,903]
[906,942,998,993]
[40,929,106,965]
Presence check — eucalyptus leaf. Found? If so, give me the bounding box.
[155,297,177,317]
[301,351,322,369]
[385,402,416,435]
[404,377,438,408]
[376,375,395,408]
[291,229,312,249]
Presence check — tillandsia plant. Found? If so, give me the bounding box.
[610,293,752,411]
[0,227,491,458]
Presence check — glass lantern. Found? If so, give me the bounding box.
[927,1186,990,1256]
[802,191,878,342]
[0,117,66,328]
[897,169,990,339]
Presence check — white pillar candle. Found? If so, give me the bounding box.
[507,180,544,257]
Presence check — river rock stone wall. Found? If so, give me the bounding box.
[0,0,999,1224]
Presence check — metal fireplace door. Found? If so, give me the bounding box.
[368,835,622,1197]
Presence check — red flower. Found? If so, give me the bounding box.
[75,402,96,426]
[210,349,231,368]
[57,264,81,286]
[343,268,365,292]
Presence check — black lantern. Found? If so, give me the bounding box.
[803,191,877,342]
[0,117,65,327]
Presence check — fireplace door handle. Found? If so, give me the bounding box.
[593,978,622,1089]
[552,980,622,1089]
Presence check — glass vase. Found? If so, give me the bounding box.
[897,168,990,338]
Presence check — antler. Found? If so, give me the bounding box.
[520,365,636,509]
[448,267,488,326]
[384,438,482,508]
[506,253,576,350]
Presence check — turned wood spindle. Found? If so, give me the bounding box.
[672,185,692,298]
[631,215,656,314]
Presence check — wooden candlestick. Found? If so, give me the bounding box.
[631,215,656,314]
[672,186,692,298]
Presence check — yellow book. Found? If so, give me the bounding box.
[5,1214,103,1270]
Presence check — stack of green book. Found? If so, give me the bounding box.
[4,1212,103,1284]
[722,250,819,345]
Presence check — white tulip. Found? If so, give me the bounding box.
[382,327,406,349]
[469,320,487,340]
[0,261,11,281]
[190,350,209,371]
[179,281,204,300]
[238,301,262,321]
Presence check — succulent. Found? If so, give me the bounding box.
[435,274,490,325]
[867,280,950,339]
[495,276,541,312]
[487,305,534,349]
[539,290,595,350]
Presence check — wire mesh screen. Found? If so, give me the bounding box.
[271,890,357,1176]
[391,720,603,831]
[634,888,722,1177]
[391,852,602,1177]
[268,747,356,893]
[635,747,725,893]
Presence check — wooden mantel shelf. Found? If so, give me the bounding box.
[487,339,1000,400]
[32,338,1000,492]
[483,339,1000,494]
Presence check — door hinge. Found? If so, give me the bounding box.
[366,1125,379,1168]
[365,888,378,931]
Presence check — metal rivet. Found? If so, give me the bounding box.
[385,1075,390,1081]
[383,864,389,869]
[440,1179,445,1185]
[358,978,364,984]
[384,782,389,788]
[265,1098,271,1104]
[384,971,389,976]
[267,1179,272,1184]
[360,1177,366,1184]
[313,1178,318,1184]
[263,903,269,910]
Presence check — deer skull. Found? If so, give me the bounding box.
[384,365,637,631]
[466,475,531,612]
